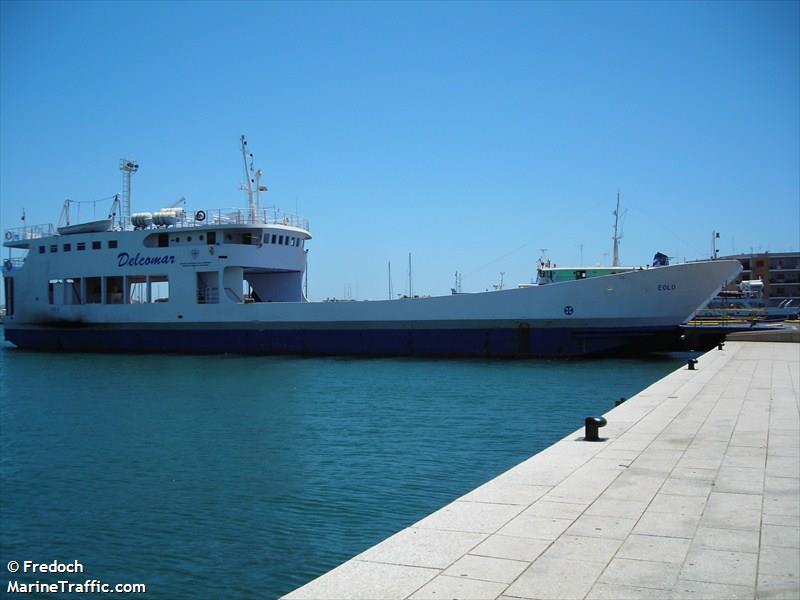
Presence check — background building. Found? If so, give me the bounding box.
[720,252,800,307]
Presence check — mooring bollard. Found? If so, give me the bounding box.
[687,358,698,370]
[615,397,627,407]
[584,416,607,441]
[718,342,724,350]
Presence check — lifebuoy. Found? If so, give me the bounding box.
[4,231,12,240]
[195,210,206,222]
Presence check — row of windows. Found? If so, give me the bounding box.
[40,240,118,254]
[265,233,303,247]
[40,231,304,254]
[48,275,169,305]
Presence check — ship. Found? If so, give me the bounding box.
[2,137,742,357]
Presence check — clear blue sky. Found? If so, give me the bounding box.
[2,1,798,300]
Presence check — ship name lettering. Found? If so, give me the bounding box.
[117,252,176,267]
[657,283,677,291]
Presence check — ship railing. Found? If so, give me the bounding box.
[164,208,309,232]
[3,223,56,243]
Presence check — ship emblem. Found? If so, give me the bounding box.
[563,305,574,315]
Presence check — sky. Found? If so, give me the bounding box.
[1,0,798,301]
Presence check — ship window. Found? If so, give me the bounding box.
[199,235,204,241]
[207,231,216,245]
[158,233,169,248]
[86,277,102,303]
[48,279,64,304]
[187,236,192,242]
[126,276,147,303]
[92,241,101,250]
[226,234,232,241]
[150,275,169,302]
[66,278,81,304]
[105,276,124,304]
[271,234,277,244]
[77,242,86,251]
[39,246,45,254]
[278,235,284,245]
[50,245,58,253]
[63,243,71,252]
[108,240,118,249]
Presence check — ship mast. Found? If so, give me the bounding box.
[240,135,256,221]
[612,191,622,267]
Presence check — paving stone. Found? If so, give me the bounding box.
[693,526,760,553]
[442,554,529,584]
[659,477,713,497]
[584,497,650,519]
[459,482,551,506]
[616,534,691,563]
[355,528,485,569]
[757,573,800,599]
[648,492,707,517]
[767,456,800,478]
[414,501,524,534]
[542,534,621,564]
[409,574,507,599]
[681,547,758,587]
[496,514,573,541]
[633,511,699,538]
[671,466,719,481]
[598,557,681,590]
[469,534,550,562]
[283,560,438,599]
[715,465,766,494]
[670,579,753,599]
[587,582,668,599]
[758,545,800,577]
[521,499,586,520]
[761,524,800,549]
[504,556,606,599]
[564,514,637,540]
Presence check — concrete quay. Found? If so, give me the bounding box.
[284,341,799,600]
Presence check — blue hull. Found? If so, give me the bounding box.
[3,325,685,357]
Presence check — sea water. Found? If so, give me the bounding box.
[0,336,682,598]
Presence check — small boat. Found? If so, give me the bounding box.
[57,218,113,235]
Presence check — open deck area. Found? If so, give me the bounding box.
[284,341,799,599]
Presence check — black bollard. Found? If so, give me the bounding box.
[718,343,724,350]
[584,416,607,442]
[615,397,627,407]
[688,358,698,371]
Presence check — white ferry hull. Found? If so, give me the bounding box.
[4,260,743,357]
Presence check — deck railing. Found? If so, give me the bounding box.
[3,224,56,244]
[2,208,310,243]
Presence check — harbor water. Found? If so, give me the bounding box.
[0,334,683,598]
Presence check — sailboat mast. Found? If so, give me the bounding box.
[612,191,621,267]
